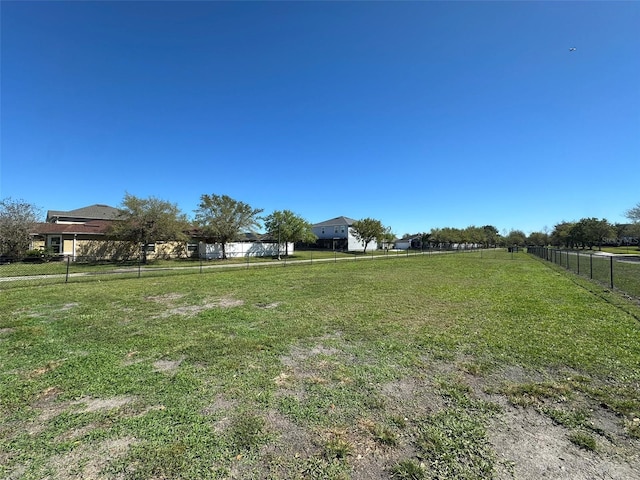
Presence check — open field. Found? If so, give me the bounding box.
[1,252,639,479]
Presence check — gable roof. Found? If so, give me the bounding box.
[312,216,357,228]
[46,204,120,222]
[32,220,113,235]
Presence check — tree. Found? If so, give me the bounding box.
[625,202,640,239]
[550,221,576,248]
[482,225,500,248]
[579,217,613,250]
[0,198,41,257]
[350,218,385,254]
[108,193,189,263]
[463,225,484,249]
[194,194,263,259]
[505,229,527,247]
[625,202,640,223]
[527,231,548,246]
[263,210,316,258]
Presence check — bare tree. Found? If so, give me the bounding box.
[625,202,640,239]
[0,198,41,257]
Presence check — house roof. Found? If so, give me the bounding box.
[32,220,113,235]
[398,234,423,241]
[312,216,357,228]
[46,204,120,222]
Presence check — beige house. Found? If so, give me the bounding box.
[32,204,202,260]
[31,204,124,259]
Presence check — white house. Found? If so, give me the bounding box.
[311,216,378,252]
[394,234,423,250]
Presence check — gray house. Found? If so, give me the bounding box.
[311,216,378,252]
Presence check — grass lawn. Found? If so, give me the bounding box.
[599,246,640,255]
[1,252,639,479]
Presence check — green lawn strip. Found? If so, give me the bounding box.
[1,252,639,478]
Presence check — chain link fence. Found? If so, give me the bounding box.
[527,246,640,300]
[0,248,495,290]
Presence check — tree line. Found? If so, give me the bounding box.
[1,194,639,260]
[0,193,388,262]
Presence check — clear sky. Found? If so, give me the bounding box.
[1,1,639,236]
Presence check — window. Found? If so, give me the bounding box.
[48,236,61,254]
[321,227,325,234]
[142,244,156,252]
[187,243,198,253]
[334,226,339,234]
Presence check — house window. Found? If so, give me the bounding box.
[334,226,339,234]
[143,244,156,252]
[321,227,325,235]
[48,236,61,254]
[187,243,198,253]
[341,226,345,233]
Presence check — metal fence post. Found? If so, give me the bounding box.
[65,256,70,283]
[577,251,580,275]
[610,256,614,289]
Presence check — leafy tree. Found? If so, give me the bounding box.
[419,231,431,250]
[527,231,548,246]
[194,194,263,259]
[108,193,189,263]
[550,221,576,248]
[579,217,613,250]
[0,198,41,257]
[351,218,385,254]
[569,221,587,249]
[464,225,485,249]
[482,225,500,248]
[263,210,316,258]
[505,229,527,247]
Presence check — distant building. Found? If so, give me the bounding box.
[311,216,378,252]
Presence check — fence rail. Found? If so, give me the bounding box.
[527,246,640,300]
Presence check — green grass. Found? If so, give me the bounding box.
[599,246,640,255]
[1,251,639,479]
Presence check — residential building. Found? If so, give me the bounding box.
[311,216,378,252]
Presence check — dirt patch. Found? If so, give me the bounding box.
[152,356,184,374]
[76,396,135,413]
[152,295,245,318]
[145,293,185,304]
[489,401,640,479]
[256,302,280,309]
[272,341,640,479]
[217,296,245,308]
[470,364,640,480]
[60,303,80,311]
[202,394,239,433]
[43,436,136,480]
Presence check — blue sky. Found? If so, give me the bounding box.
[1,1,638,236]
